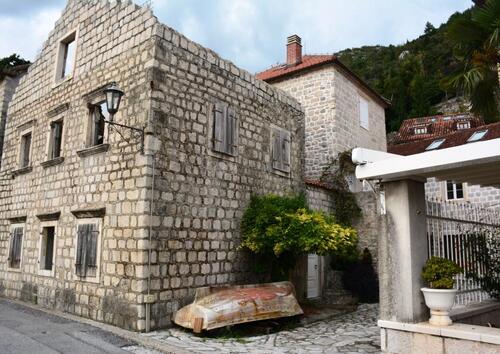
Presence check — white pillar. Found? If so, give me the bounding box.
[379,179,428,323]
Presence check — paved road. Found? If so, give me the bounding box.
[0,298,157,354]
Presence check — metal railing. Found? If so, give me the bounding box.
[426,199,500,307]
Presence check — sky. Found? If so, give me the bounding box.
[0,0,472,73]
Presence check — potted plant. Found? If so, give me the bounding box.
[421,257,462,326]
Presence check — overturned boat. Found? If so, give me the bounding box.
[173,281,303,333]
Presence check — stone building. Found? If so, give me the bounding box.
[0,64,29,166]
[0,0,304,331]
[389,114,500,209]
[256,35,388,300]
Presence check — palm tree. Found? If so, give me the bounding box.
[448,0,500,122]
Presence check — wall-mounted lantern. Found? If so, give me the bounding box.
[102,82,144,153]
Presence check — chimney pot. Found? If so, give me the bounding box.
[286,35,302,66]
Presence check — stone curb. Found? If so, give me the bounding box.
[1,297,192,354]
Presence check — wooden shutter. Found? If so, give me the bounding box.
[22,134,31,167]
[213,103,226,153]
[272,129,282,171]
[53,121,63,158]
[9,228,23,268]
[281,130,291,172]
[226,107,237,155]
[76,224,88,277]
[86,224,98,269]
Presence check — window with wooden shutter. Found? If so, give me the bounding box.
[49,120,63,159]
[213,103,238,156]
[75,223,99,278]
[20,132,32,168]
[8,227,23,269]
[272,128,291,173]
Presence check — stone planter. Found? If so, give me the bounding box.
[421,287,457,326]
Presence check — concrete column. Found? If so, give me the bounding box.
[379,179,428,323]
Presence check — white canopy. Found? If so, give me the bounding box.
[352,138,500,188]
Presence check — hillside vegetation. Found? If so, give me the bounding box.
[337,9,473,132]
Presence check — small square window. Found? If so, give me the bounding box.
[414,126,428,135]
[456,121,470,130]
[212,103,238,156]
[87,102,108,147]
[55,31,77,82]
[48,120,63,159]
[271,127,291,173]
[19,132,32,168]
[446,181,464,200]
[467,129,488,143]
[359,97,369,130]
[40,226,56,273]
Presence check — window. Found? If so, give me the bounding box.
[19,131,32,168]
[56,31,76,81]
[467,129,488,143]
[8,226,23,269]
[359,96,369,130]
[271,127,291,173]
[426,139,445,151]
[213,103,237,155]
[414,126,428,135]
[446,181,464,200]
[75,222,100,278]
[88,102,108,147]
[48,120,63,159]
[456,121,470,130]
[39,226,56,275]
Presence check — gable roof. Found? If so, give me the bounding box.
[391,113,484,145]
[255,55,390,108]
[388,121,500,156]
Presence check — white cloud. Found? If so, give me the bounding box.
[0,0,472,72]
[0,8,61,61]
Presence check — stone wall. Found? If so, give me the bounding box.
[146,23,304,328]
[354,192,380,269]
[425,177,500,209]
[0,0,169,331]
[272,65,386,180]
[0,75,23,166]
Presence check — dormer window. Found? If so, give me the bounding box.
[426,139,445,151]
[414,126,427,135]
[55,30,77,82]
[467,129,488,143]
[456,121,471,130]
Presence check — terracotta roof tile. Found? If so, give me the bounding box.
[255,55,390,108]
[391,113,484,144]
[388,121,500,156]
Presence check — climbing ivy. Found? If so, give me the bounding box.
[320,150,362,226]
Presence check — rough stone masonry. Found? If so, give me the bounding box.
[0,0,304,331]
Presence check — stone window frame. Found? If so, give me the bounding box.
[444,180,467,201]
[77,97,110,157]
[17,127,34,169]
[53,29,79,86]
[43,115,65,166]
[206,101,239,161]
[7,223,24,272]
[37,220,58,278]
[270,124,291,176]
[73,217,103,284]
[359,94,370,131]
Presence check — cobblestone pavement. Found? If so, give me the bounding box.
[144,303,380,353]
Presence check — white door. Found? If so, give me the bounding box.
[307,254,320,298]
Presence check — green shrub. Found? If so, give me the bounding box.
[240,194,358,280]
[421,256,463,289]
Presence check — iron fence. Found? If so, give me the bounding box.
[426,198,500,307]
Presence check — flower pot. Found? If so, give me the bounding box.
[421,287,457,326]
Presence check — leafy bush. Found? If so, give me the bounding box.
[240,194,358,280]
[421,257,463,289]
[342,248,379,303]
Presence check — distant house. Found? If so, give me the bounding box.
[257,35,389,300]
[389,113,500,208]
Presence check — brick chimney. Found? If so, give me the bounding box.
[286,35,302,66]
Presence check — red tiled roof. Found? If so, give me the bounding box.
[388,121,500,156]
[391,113,484,145]
[256,55,390,108]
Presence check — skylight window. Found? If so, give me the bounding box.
[467,129,488,143]
[426,139,445,151]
